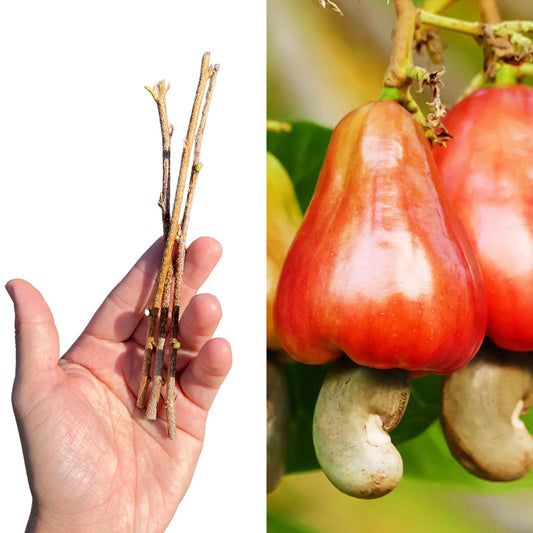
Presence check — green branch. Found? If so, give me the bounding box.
[418,11,482,36]
[419,11,533,38]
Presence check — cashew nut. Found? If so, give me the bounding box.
[267,358,291,492]
[313,358,411,499]
[442,341,533,481]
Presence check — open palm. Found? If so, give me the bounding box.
[8,237,231,533]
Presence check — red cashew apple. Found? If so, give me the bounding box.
[274,100,487,374]
[434,85,533,352]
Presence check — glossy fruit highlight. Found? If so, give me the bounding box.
[274,100,486,373]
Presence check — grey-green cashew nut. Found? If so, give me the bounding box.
[442,342,533,481]
[313,358,411,499]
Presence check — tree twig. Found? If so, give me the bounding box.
[418,11,533,38]
[145,81,173,238]
[138,83,175,419]
[166,64,220,439]
[144,267,173,420]
[137,52,212,414]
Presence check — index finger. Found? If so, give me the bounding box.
[82,236,222,343]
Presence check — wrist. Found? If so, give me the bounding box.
[26,503,72,533]
[26,503,111,533]
[25,503,50,533]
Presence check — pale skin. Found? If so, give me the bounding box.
[7,236,232,533]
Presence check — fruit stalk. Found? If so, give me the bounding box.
[383,0,417,95]
[381,0,441,137]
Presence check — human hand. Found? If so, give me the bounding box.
[7,237,231,533]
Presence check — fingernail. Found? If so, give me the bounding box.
[5,281,15,302]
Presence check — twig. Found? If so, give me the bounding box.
[137,52,212,413]
[418,12,533,38]
[138,83,175,418]
[145,81,173,238]
[414,0,458,63]
[142,53,211,419]
[144,267,173,420]
[382,0,428,125]
[166,64,220,439]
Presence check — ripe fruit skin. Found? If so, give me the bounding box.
[274,100,486,374]
[267,152,303,350]
[433,86,533,352]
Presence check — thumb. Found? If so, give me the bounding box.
[6,279,60,391]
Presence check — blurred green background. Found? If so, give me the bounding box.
[267,1,533,532]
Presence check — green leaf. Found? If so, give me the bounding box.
[281,361,328,474]
[267,121,332,212]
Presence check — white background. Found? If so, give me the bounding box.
[0,1,265,531]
